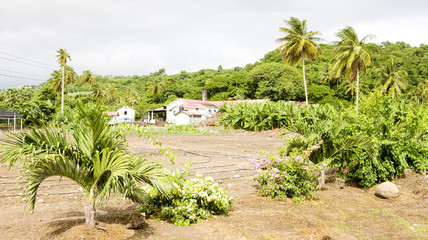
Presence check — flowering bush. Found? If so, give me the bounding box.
[251,152,318,202]
[139,163,234,226]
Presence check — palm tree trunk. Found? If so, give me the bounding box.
[302,58,308,106]
[356,69,359,114]
[61,65,65,114]
[85,198,96,227]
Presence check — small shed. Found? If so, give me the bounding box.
[0,110,23,131]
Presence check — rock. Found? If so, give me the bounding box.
[126,213,146,229]
[233,174,240,178]
[375,182,400,199]
[334,178,346,189]
[321,236,334,240]
[404,168,413,177]
[37,199,45,203]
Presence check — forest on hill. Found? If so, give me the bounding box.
[0,40,427,125]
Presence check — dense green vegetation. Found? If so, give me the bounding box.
[222,94,428,188]
[0,40,426,126]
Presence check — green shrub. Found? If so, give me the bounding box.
[251,152,318,202]
[140,163,234,226]
[332,93,428,187]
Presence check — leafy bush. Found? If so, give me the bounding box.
[335,93,428,187]
[219,101,337,131]
[140,163,234,226]
[251,152,318,202]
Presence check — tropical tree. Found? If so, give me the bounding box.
[276,17,322,106]
[126,89,139,106]
[49,66,78,94]
[105,84,116,102]
[284,116,375,189]
[0,104,170,227]
[148,77,167,96]
[81,70,96,88]
[92,85,105,100]
[56,49,71,113]
[376,59,408,98]
[331,26,374,113]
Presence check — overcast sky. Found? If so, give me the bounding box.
[0,0,427,89]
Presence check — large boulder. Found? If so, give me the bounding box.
[375,182,400,199]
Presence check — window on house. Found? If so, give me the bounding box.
[196,108,199,111]
[124,111,127,115]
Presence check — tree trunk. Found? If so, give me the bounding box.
[356,69,359,115]
[85,201,96,227]
[61,65,65,114]
[302,58,308,106]
[320,163,326,190]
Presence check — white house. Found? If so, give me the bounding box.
[166,99,218,125]
[160,98,268,125]
[116,106,136,124]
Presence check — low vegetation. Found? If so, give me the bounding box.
[140,162,234,226]
[225,93,427,197]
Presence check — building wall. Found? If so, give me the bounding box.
[166,99,220,125]
[174,113,191,125]
[166,99,184,124]
[117,107,135,123]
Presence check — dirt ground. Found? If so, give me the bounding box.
[1,131,427,240]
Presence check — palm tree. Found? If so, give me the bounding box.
[276,17,322,106]
[285,117,375,189]
[105,84,116,102]
[92,85,105,100]
[331,27,374,113]
[49,66,78,94]
[126,89,139,107]
[148,77,167,96]
[376,59,408,98]
[56,49,71,114]
[81,70,96,88]
[0,104,170,227]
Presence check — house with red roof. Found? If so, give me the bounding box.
[159,98,268,125]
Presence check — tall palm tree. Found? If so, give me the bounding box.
[331,27,374,113]
[81,70,96,88]
[49,66,78,94]
[56,49,71,113]
[105,84,116,102]
[276,17,322,106]
[376,59,408,98]
[0,104,170,227]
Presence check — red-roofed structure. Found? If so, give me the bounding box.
[145,98,268,125]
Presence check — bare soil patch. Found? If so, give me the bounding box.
[1,131,427,239]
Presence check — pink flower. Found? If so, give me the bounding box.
[343,169,348,174]
[330,169,337,174]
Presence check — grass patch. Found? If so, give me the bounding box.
[143,125,229,135]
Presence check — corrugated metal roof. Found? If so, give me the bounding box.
[212,99,269,107]
[103,111,118,116]
[0,110,22,117]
